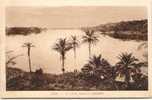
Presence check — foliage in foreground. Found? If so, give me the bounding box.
[6,53,148,91]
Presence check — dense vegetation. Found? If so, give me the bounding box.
[6,19,147,41]
[6,27,44,36]
[82,19,147,41]
[7,53,148,91]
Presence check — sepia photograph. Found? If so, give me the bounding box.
[5,6,149,91]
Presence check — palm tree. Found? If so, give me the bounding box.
[81,54,112,88]
[70,35,79,68]
[53,38,72,74]
[137,42,148,50]
[6,50,23,67]
[82,54,111,79]
[116,52,139,87]
[137,42,148,66]
[22,42,35,73]
[82,30,99,58]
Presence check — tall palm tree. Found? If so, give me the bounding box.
[53,38,72,74]
[82,30,99,58]
[70,35,79,68]
[22,42,35,73]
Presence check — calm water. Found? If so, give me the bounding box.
[6,29,147,74]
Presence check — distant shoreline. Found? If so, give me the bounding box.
[6,19,147,41]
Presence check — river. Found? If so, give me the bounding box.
[6,29,147,74]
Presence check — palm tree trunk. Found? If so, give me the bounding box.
[73,47,76,68]
[89,43,91,58]
[61,55,65,74]
[28,55,32,73]
[125,69,130,89]
[28,47,32,73]
[74,47,76,60]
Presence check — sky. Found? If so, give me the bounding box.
[6,6,147,28]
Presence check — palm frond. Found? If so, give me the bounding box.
[82,29,100,45]
[53,38,72,56]
[71,35,79,48]
[137,42,148,50]
[117,52,139,67]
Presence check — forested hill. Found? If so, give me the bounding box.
[82,19,148,41]
[6,20,147,41]
[6,27,45,36]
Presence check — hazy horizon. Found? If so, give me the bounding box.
[6,6,147,28]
